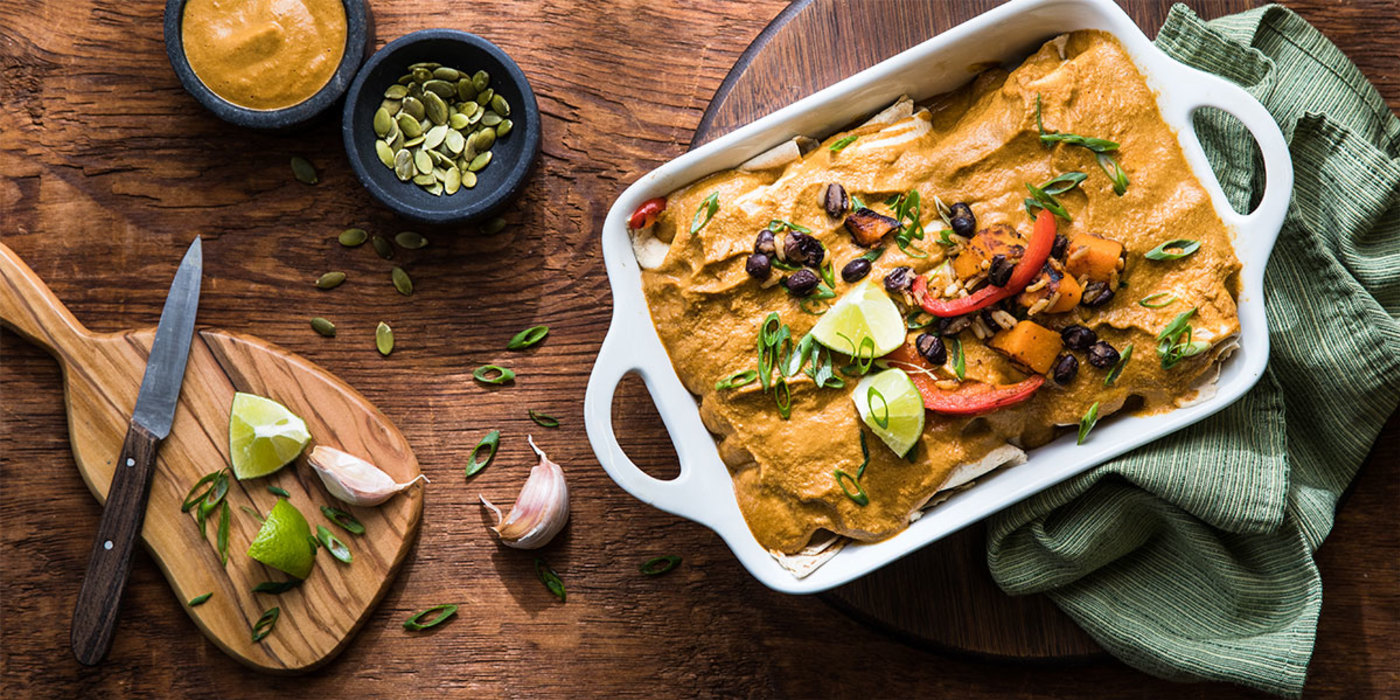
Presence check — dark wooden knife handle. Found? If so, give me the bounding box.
[71,422,162,666]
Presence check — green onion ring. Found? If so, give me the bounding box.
[251,607,280,643]
[320,506,365,535]
[472,364,516,385]
[403,604,459,631]
[535,559,566,602]
[1145,238,1201,261]
[316,525,353,564]
[639,555,682,576]
[528,410,560,428]
[834,470,869,506]
[506,325,550,350]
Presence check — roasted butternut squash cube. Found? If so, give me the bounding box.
[1064,233,1124,282]
[844,208,901,246]
[952,224,1027,281]
[1018,264,1083,314]
[989,320,1063,375]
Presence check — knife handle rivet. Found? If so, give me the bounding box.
[126,458,135,467]
[103,540,113,550]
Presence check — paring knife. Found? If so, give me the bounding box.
[71,237,202,665]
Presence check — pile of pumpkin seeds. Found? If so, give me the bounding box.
[373,63,514,196]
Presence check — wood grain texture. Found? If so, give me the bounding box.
[0,242,423,672]
[1,0,1395,696]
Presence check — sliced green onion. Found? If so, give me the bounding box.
[690,192,719,235]
[403,604,459,631]
[867,387,890,429]
[181,470,222,513]
[1145,239,1201,261]
[202,471,230,511]
[808,282,837,301]
[1156,308,1198,342]
[829,134,859,152]
[1096,153,1129,195]
[834,469,869,506]
[535,559,566,602]
[528,410,560,428]
[759,312,783,347]
[774,378,792,420]
[861,247,886,263]
[784,334,815,377]
[466,430,501,478]
[951,336,965,380]
[252,580,302,594]
[1025,182,1072,221]
[195,500,208,539]
[766,218,811,234]
[507,325,550,350]
[1077,401,1100,445]
[820,258,836,289]
[473,364,516,385]
[1035,93,1047,136]
[321,506,365,535]
[639,555,682,576]
[266,486,290,498]
[240,505,264,523]
[316,525,353,564]
[798,297,830,315]
[856,431,871,479]
[217,500,230,566]
[850,194,866,210]
[251,607,280,643]
[1138,292,1177,308]
[1041,132,1121,152]
[1104,343,1133,387]
[187,592,212,607]
[771,258,802,272]
[1040,171,1088,196]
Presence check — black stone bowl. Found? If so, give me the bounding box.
[163,0,373,130]
[341,30,541,225]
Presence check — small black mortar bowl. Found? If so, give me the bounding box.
[163,0,373,130]
[341,29,541,225]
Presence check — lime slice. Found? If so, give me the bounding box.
[810,280,906,358]
[228,392,311,480]
[247,499,316,579]
[853,368,926,457]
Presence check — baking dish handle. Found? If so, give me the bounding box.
[584,317,731,530]
[1166,70,1294,242]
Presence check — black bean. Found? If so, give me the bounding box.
[746,253,771,280]
[782,269,820,297]
[1081,281,1116,307]
[822,183,849,218]
[987,254,1016,287]
[1061,324,1097,351]
[949,202,976,238]
[1051,353,1079,384]
[1087,341,1120,369]
[784,232,825,268]
[1050,234,1069,259]
[754,229,776,257]
[937,314,973,336]
[884,266,914,292]
[841,258,872,283]
[915,333,947,365]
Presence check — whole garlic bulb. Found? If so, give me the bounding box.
[307,445,427,506]
[480,436,569,549]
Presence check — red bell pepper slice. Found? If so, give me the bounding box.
[628,197,667,230]
[915,209,1057,317]
[882,344,1044,415]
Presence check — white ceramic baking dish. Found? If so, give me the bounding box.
[585,0,1292,594]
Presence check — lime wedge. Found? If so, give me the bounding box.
[228,392,311,480]
[247,499,316,579]
[853,368,926,457]
[810,280,906,358]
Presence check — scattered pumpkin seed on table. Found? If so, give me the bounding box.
[370,62,514,196]
[371,235,394,259]
[311,317,336,337]
[339,228,368,246]
[395,231,428,249]
[315,271,346,290]
[376,322,394,356]
[290,156,318,185]
[391,266,413,296]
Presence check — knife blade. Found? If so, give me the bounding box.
[71,237,202,665]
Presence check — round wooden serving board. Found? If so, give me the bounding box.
[692,0,1276,660]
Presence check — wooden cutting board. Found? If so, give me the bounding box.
[0,241,423,673]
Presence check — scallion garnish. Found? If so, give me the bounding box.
[889,189,927,257]
[906,311,934,329]
[465,429,501,478]
[951,336,965,380]
[850,194,866,210]
[1157,308,1197,342]
[774,378,792,419]
[1104,343,1133,386]
[820,258,836,288]
[528,410,560,428]
[861,247,886,263]
[321,506,365,535]
[759,312,783,346]
[535,559,566,602]
[195,500,208,539]
[1096,153,1129,195]
[1040,171,1088,195]
[771,258,803,272]
[690,192,719,235]
[267,486,290,498]
[316,525,353,564]
[240,505,264,523]
[181,470,223,513]
[798,298,830,315]
[507,325,550,350]
[867,387,890,429]
[252,580,302,594]
[217,500,230,566]
[1041,131,1121,152]
[767,219,812,234]
[1025,182,1072,221]
[639,555,682,576]
[473,364,516,385]
[856,431,871,479]
[187,592,212,607]
[403,604,459,631]
[829,134,859,152]
[834,469,869,506]
[1145,238,1201,261]
[1138,292,1177,308]
[251,607,280,643]
[784,334,816,377]
[1077,402,1100,445]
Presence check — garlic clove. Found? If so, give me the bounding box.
[480,435,569,549]
[307,445,427,507]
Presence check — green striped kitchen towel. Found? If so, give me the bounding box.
[986,5,1400,697]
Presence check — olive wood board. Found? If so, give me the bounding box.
[692,0,1281,660]
[0,241,424,673]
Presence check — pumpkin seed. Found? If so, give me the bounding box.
[375,140,396,168]
[483,216,507,234]
[373,108,392,136]
[423,92,448,125]
[426,181,444,196]
[443,167,461,194]
[471,70,490,92]
[480,112,502,127]
[380,98,402,115]
[457,79,478,102]
[423,124,448,150]
[372,235,394,259]
[311,317,336,337]
[398,113,423,138]
[468,151,492,172]
[496,118,513,137]
[461,170,477,188]
[376,322,394,356]
[402,135,425,148]
[413,172,436,186]
[475,88,494,106]
[460,101,479,118]
[409,61,440,71]
[391,266,413,295]
[396,74,414,85]
[448,113,468,130]
[423,80,456,99]
[394,150,414,181]
[432,66,461,81]
[414,150,433,175]
[474,127,496,150]
[339,228,368,246]
[384,84,408,100]
[401,96,425,121]
[412,67,432,83]
[290,156,318,185]
[316,272,346,290]
[444,128,466,154]
[490,94,510,117]
[395,231,428,249]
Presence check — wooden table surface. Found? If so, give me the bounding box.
[1,0,1396,696]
